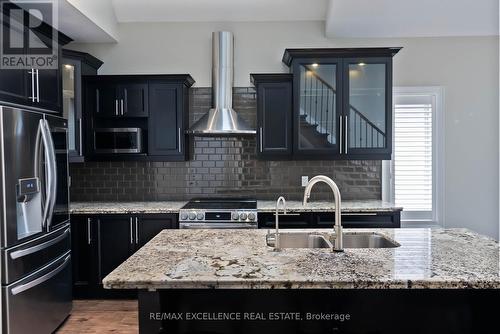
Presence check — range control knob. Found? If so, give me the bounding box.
[180,212,188,220]
[232,212,239,220]
[197,212,204,220]
[248,213,256,221]
[188,212,196,220]
[239,212,248,220]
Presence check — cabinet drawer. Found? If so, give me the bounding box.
[258,212,312,229]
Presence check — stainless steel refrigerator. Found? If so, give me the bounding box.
[0,105,71,334]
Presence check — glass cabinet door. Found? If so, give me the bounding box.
[62,59,81,157]
[295,61,342,154]
[344,58,391,154]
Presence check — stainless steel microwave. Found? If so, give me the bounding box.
[94,128,143,153]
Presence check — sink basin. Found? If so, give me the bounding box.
[266,233,332,249]
[266,232,400,249]
[342,232,400,248]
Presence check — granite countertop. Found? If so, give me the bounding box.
[69,201,187,214]
[257,200,402,212]
[103,228,500,290]
[70,200,402,214]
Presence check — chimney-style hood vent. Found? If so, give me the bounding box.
[187,31,256,136]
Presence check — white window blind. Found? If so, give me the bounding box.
[394,95,434,218]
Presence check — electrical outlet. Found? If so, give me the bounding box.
[301,176,309,187]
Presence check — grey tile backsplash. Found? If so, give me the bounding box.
[69,87,381,202]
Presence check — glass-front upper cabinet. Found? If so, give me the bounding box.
[62,50,102,162]
[344,58,392,156]
[62,59,79,157]
[283,48,400,160]
[293,59,342,156]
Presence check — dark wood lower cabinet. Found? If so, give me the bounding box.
[70,213,178,299]
[136,214,179,248]
[258,211,401,229]
[70,215,97,299]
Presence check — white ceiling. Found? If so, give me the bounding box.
[111,0,329,22]
[326,0,499,38]
[54,0,498,43]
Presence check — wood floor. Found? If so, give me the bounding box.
[56,300,138,334]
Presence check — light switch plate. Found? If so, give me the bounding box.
[301,176,309,187]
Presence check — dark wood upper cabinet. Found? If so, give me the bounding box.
[95,83,119,117]
[253,48,400,161]
[148,83,182,156]
[121,83,148,117]
[251,74,293,159]
[0,4,72,113]
[94,82,149,118]
[83,75,194,161]
[62,49,103,163]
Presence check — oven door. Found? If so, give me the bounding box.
[179,222,257,229]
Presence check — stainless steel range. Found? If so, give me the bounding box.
[179,198,258,229]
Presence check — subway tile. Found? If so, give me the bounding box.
[70,87,381,201]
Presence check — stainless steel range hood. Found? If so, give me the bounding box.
[187,31,256,135]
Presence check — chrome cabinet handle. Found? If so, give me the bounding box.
[87,218,92,244]
[120,99,124,115]
[129,218,133,244]
[178,128,182,153]
[115,100,118,116]
[29,69,35,102]
[78,118,83,156]
[259,127,263,152]
[135,217,138,245]
[339,116,343,154]
[344,115,348,154]
[11,254,71,296]
[35,69,40,102]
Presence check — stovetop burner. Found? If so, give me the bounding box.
[181,198,257,210]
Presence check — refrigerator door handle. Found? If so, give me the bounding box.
[46,120,57,229]
[10,254,71,296]
[39,120,52,229]
[10,227,70,259]
[41,120,57,230]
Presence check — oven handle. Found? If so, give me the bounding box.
[179,222,257,229]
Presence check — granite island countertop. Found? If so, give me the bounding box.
[70,200,402,214]
[103,228,499,290]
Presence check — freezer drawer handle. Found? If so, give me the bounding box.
[10,228,70,260]
[11,254,71,296]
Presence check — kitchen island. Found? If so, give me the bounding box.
[104,228,499,333]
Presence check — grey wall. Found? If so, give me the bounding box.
[70,87,381,201]
[69,21,499,239]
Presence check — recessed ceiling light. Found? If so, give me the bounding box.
[311,63,319,68]
[358,62,366,66]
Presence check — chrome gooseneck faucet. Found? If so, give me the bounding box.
[303,175,343,252]
[274,196,287,251]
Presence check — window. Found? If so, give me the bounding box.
[384,87,444,223]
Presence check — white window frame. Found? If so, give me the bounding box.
[383,87,445,225]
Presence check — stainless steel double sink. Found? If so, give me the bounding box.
[266,232,400,249]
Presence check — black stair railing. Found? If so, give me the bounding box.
[300,64,386,148]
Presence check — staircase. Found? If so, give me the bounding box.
[299,64,386,149]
